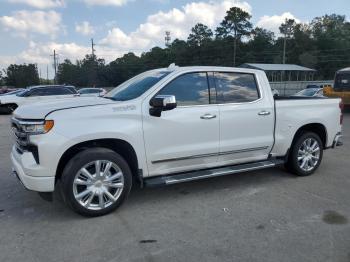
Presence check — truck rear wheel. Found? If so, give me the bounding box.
[285,132,323,176]
[61,148,132,217]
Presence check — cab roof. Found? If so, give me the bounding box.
[27,85,75,90]
[161,65,260,74]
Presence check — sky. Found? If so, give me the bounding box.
[0,0,349,78]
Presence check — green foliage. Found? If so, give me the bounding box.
[216,7,253,66]
[187,23,213,47]
[279,19,296,38]
[310,14,350,77]
[4,64,39,88]
[216,7,252,38]
[4,8,348,87]
[0,71,4,86]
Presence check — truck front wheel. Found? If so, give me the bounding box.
[61,148,132,217]
[285,132,323,176]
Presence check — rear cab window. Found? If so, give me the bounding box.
[213,72,260,104]
[49,87,75,95]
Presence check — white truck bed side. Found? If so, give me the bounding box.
[272,98,342,156]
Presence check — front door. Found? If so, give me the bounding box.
[142,72,220,176]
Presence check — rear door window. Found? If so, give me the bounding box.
[214,72,260,103]
[53,87,74,95]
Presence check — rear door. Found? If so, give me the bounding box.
[51,87,77,99]
[214,71,274,166]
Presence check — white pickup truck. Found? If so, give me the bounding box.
[11,66,343,216]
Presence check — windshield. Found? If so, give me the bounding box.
[105,70,170,101]
[296,88,319,96]
[334,72,350,91]
[15,89,28,97]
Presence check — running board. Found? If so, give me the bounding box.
[144,159,285,187]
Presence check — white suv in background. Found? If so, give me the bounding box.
[0,85,78,113]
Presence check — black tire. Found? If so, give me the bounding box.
[1,104,17,114]
[61,147,132,217]
[285,132,323,176]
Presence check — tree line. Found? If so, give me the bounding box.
[1,7,350,88]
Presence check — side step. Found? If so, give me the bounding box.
[144,159,285,187]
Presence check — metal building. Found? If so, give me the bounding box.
[239,63,316,82]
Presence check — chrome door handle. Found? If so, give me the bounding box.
[200,114,217,120]
[258,111,271,116]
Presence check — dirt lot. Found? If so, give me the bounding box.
[0,114,349,262]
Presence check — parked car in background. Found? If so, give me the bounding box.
[0,89,25,96]
[306,84,320,89]
[294,88,324,97]
[0,87,18,95]
[0,85,78,113]
[10,66,343,217]
[78,88,107,97]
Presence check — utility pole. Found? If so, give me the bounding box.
[46,65,49,84]
[279,19,295,65]
[51,49,58,84]
[282,36,287,64]
[165,31,171,47]
[91,38,97,87]
[91,38,96,57]
[233,36,237,67]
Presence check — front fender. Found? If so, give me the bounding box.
[47,104,148,177]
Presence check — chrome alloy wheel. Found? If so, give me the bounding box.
[297,138,320,172]
[73,160,124,210]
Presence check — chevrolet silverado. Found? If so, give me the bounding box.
[10,66,343,216]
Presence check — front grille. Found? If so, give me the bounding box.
[11,118,30,152]
[11,118,40,164]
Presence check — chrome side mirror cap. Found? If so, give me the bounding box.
[149,95,177,117]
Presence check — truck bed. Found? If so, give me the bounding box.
[271,97,341,157]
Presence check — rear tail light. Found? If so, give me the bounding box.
[339,99,344,125]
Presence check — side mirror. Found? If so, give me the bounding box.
[149,95,177,117]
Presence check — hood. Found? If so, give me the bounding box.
[14,97,115,119]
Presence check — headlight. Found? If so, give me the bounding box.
[21,120,54,135]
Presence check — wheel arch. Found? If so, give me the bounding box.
[2,103,18,113]
[291,123,327,149]
[56,138,140,183]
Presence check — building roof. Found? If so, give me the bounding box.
[240,63,316,72]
